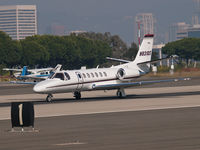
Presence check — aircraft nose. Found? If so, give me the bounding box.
[33,84,45,93]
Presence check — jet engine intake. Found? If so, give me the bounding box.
[116,68,126,80]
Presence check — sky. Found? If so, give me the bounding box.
[0,0,195,44]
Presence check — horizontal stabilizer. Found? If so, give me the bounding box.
[137,56,173,65]
[106,57,131,63]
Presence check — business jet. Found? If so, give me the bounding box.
[33,34,189,102]
[3,64,62,81]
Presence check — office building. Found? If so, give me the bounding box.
[0,5,37,40]
[188,24,200,38]
[169,22,190,42]
[192,0,200,25]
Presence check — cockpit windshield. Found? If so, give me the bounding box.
[64,72,70,80]
[53,73,65,80]
[49,72,71,80]
[49,72,55,79]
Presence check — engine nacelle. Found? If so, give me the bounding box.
[116,68,140,80]
[116,68,126,80]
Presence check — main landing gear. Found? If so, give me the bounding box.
[46,94,53,102]
[116,88,126,98]
[74,91,81,100]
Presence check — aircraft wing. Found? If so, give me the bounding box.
[29,65,61,73]
[10,81,38,85]
[3,68,22,72]
[17,75,48,80]
[29,68,53,73]
[93,78,191,90]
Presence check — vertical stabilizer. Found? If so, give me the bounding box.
[134,34,154,64]
[21,66,28,76]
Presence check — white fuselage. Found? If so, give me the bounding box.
[33,64,142,94]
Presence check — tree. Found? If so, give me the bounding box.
[123,42,138,60]
[20,40,49,67]
[21,34,112,69]
[0,31,21,67]
[78,32,129,59]
[162,38,200,66]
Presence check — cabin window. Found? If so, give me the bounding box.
[86,73,90,78]
[82,73,86,78]
[95,72,98,77]
[54,73,64,80]
[91,73,94,78]
[103,72,107,77]
[64,72,70,80]
[78,74,82,78]
[99,72,103,77]
[41,71,49,75]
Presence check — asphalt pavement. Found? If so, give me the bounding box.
[1,107,200,150]
[0,76,200,150]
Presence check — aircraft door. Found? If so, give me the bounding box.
[75,72,84,90]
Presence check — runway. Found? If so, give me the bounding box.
[1,108,200,150]
[0,77,200,149]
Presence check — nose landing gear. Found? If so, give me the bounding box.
[74,91,81,100]
[46,94,53,102]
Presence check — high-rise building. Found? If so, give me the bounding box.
[0,5,37,40]
[135,13,155,45]
[188,24,200,38]
[168,22,190,42]
[192,0,200,25]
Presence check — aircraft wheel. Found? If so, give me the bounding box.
[116,89,126,98]
[46,94,53,102]
[74,91,81,100]
[117,91,122,98]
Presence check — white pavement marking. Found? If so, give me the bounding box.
[54,141,86,146]
[0,85,200,120]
